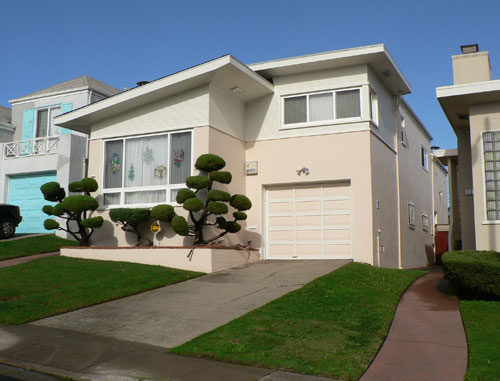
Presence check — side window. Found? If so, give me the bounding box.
[401,116,407,146]
[421,146,428,171]
[370,90,379,125]
[408,202,415,229]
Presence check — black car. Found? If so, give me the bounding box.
[0,204,22,239]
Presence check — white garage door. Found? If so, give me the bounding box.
[266,182,352,259]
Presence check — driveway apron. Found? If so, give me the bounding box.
[32,259,351,349]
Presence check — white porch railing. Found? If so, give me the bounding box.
[3,136,60,159]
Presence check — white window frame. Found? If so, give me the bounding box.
[35,105,62,138]
[401,116,407,146]
[481,130,500,223]
[370,89,379,126]
[101,130,193,208]
[281,87,363,129]
[420,145,428,171]
[421,213,429,232]
[408,202,415,229]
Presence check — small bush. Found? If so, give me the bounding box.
[41,182,65,202]
[208,201,228,215]
[207,189,231,202]
[80,177,98,193]
[225,221,241,233]
[183,198,204,212]
[233,211,247,220]
[172,215,190,236]
[176,189,196,204]
[442,250,500,298]
[209,171,232,184]
[195,154,226,172]
[151,204,175,222]
[186,176,212,190]
[110,208,150,224]
[42,205,54,215]
[230,194,252,211]
[81,216,104,228]
[44,219,59,230]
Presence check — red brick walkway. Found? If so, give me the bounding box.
[361,267,467,381]
[0,252,59,268]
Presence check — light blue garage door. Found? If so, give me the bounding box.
[9,172,57,233]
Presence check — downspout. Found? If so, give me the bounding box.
[431,151,436,257]
[394,95,403,269]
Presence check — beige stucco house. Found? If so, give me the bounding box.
[437,45,500,252]
[55,44,444,268]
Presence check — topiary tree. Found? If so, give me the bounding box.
[172,154,252,244]
[108,204,177,247]
[41,178,103,246]
[109,208,152,246]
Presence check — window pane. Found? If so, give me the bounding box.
[125,135,169,188]
[284,96,307,124]
[309,93,333,122]
[336,89,360,118]
[170,132,191,184]
[484,131,500,220]
[103,193,121,205]
[36,109,48,138]
[104,140,123,188]
[125,190,166,204]
[49,107,62,136]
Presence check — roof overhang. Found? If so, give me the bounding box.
[437,80,500,133]
[54,55,274,134]
[249,44,411,95]
[434,148,458,166]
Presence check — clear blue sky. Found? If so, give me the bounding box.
[2,0,500,149]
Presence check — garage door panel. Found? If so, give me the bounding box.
[269,202,294,213]
[324,199,350,211]
[268,245,294,256]
[269,230,294,241]
[266,182,352,260]
[323,184,350,196]
[296,215,322,226]
[295,201,321,212]
[324,229,350,240]
[296,244,322,255]
[324,214,350,225]
[295,186,321,198]
[296,229,322,241]
[268,216,293,228]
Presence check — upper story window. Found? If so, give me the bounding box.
[102,131,192,206]
[370,90,379,125]
[483,131,500,221]
[282,88,361,127]
[36,106,62,137]
[408,202,415,229]
[421,213,429,232]
[401,116,407,146]
[421,146,428,171]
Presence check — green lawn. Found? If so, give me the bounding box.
[0,235,78,261]
[171,262,425,381]
[460,300,500,381]
[0,256,204,324]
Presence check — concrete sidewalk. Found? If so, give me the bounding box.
[33,259,350,348]
[361,267,467,381]
[0,324,334,380]
[0,252,59,269]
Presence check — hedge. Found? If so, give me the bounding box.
[442,250,500,297]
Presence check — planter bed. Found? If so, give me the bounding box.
[61,245,260,273]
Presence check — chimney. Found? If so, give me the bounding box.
[452,44,491,85]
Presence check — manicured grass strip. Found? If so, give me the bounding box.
[460,300,500,381]
[0,256,204,324]
[0,235,78,261]
[171,262,425,381]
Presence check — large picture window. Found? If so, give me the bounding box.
[283,88,361,127]
[102,131,192,206]
[36,106,62,137]
[483,131,500,221]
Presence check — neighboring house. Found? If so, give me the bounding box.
[437,44,500,252]
[55,44,445,268]
[0,76,120,234]
[0,106,14,143]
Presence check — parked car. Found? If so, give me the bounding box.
[0,204,22,239]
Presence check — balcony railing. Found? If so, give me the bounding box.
[3,136,60,159]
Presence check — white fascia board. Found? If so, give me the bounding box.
[9,87,90,104]
[434,148,458,158]
[249,44,411,94]
[55,55,273,128]
[436,79,500,99]
[400,98,433,141]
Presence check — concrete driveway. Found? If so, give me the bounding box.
[33,259,350,348]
